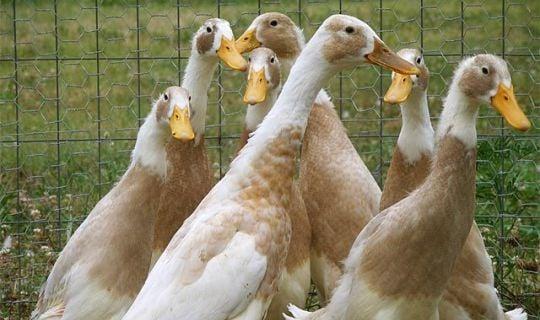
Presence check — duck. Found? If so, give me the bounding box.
[236,12,382,302]
[239,47,312,320]
[150,18,247,267]
[383,49,527,320]
[121,14,418,320]
[286,54,530,320]
[31,87,193,320]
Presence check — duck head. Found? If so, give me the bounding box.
[384,48,429,104]
[243,47,281,106]
[193,18,248,71]
[235,12,304,61]
[454,54,530,131]
[155,86,194,142]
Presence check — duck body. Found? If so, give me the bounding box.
[301,96,380,302]
[32,88,191,320]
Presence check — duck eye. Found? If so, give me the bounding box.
[270,57,275,63]
[206,27,212,33]
[248,57,251,62]
[345,26,354,34]
[270,20,278,27]
[188,96,191,101]
[482,67,489,75]
[164,94,168,101]
[416,57,422,64]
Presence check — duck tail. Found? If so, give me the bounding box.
[505,308,527,320]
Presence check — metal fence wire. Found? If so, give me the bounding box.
[0,0,538,318]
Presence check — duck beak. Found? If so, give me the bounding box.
[217,36,248,71]
[366,38,421,76]
[243,69,267,105]
[235,29,262,54]
[491,84,531,132]
[384,73,413,104]
[169,106,195,141]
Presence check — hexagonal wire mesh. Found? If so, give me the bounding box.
[0,0,538,318]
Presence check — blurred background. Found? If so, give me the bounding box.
[0,0,538,318]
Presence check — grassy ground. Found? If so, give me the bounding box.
[0,0,538,318]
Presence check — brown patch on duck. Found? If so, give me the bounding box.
[417,64,430,91]
[267,57,281,89]
[152,137,213,257]
[256,13,301,60]
[238,126,303,299]
[196,26,216,54]
[285,181,311,270]
[236,126,309,271]
[322,23,366,63]
[155,99,168,122]
[380,147,432,211]
[236,127,251,154]
[35,163,164,316]
[358,135,476,299]
[300,101,381,297]
[459,56,496,98]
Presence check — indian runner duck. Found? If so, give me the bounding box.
[239,47,312,320]
[151,18,247,266]
[122,14,418,320]
[236,12,382,302]
[286,54,530,320]
[383,49,527,320]
[31,87,192,320]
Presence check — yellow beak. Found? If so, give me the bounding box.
[384,73,413,104]
[217,37,248,71]
[235,29,262,54]
[366,38,421,76]
[169,106,195,141]
[243,69,268,105]
[491,84,531,132]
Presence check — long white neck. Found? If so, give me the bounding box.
[437,82,478,149]
[231,44,334,172]
[245,86,281,132]
[181,52,219,141]
[131,110,169,179]
[397,89,434,163]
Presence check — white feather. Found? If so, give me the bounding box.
[505,308,527,320]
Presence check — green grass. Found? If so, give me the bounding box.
[0,0,539,318]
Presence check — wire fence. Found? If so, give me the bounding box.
[0,0,538,318]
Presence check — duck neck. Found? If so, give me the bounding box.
[181,51,219,142]
[245,87,281,132]
[131,110,169,179]
[230,46,334,178]
[238,87,281,150]
[425,82,478,223]
[397,89,434,163]
[437,82,478,149]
